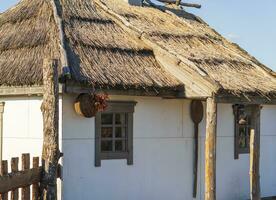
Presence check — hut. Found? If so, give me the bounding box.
[0,0,276,199]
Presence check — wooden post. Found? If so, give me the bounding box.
[249,105,261,200]
[0,160,8,200]
[40,59,60,200]
[32,157,39,200]
[22,154,30,200]
[11,157,19,200]
[205,97,217,200]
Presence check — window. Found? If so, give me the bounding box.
[95,101,136,167]
[233,104,252,159]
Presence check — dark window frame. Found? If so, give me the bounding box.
[233,104,252,159]
[95,101,136,167]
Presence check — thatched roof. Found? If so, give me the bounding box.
[0,0,276,99]
[0,0,182,92]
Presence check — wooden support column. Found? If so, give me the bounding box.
[205,97,217,200]
[40,59,60,200]
[249,105,261,200]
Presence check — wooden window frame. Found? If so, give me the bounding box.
[95,101,136,167]
[233,104,252,159]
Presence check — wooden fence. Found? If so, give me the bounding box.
[0,154,41,200]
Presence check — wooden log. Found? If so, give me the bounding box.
[156,0,202,8]
[0,160,8,200]
[40,59,60,200]
[22,154,30,200]
[32,157,39,200]
[205,97,217,200]
[249,105,261,200]
[0,167,41,194]
[11,158,19,200]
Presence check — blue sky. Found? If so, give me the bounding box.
[1,0,275,71]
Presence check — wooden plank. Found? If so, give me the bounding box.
[0,160,8,200]
[0,168,41,194]
[32,158,39,200]
[11,158,19,200]
[205,97,217,200]
[22,154,30,200]
[40,59,60,199]
[216,95,276,105]
[190,100,204,198]
[249,105,261,200]
[0,86,63,97]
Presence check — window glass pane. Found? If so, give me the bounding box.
[238,126,247,149]
[101,141,112,152]
[101,114,113,125]
[115,113,126,125]
[115,127,126,138]
[101,127,113,138]
[115,140,126,152]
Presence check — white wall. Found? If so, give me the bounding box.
[0,96,63,199]
[62,94,276,200]
[62,94,204,200]
[2,97,44,160]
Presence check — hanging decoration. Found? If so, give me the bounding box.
[74,93,109,118]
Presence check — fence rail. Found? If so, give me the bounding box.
[0,154,41,200]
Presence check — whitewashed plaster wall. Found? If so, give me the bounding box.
[0,96,63,199]
[62,94,276,200]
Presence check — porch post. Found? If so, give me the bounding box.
[205,97,217,200]
[40,59,60,200]
[249,105,261,200]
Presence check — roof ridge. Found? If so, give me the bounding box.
[50,0,71,78]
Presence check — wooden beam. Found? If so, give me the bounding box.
[65,85,186,98]
[249,105,261,200]
[0,86,63,97]
[156,0,202,8]
[205,97,217,200]
[40,59,60,199]
[216,95,276,105]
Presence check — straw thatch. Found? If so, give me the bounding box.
[97,0,276,98]
[0,0,275,98]
[0,0,61,86]
[0,0,182,92]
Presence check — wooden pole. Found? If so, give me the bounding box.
[205,97,217,200]
[249,105,261,200]
[40,59,60,200]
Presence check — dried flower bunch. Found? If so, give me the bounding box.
[94,93,109,112]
